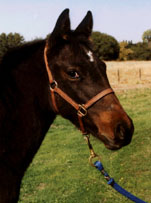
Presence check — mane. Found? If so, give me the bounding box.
[0,39,45,70]
[0,39,45,97]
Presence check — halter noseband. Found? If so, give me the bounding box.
[44,44,114,135]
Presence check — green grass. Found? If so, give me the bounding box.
[19,88,151,203]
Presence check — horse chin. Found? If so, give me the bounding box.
[103,135,132,150]
[104,143,122,150]
[96,133,129,151]
[102,138,123,150]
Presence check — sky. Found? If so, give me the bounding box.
[0,0,151,43]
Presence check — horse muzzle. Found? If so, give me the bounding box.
[98,117,134,150]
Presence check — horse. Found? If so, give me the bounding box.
[0,9,134,202]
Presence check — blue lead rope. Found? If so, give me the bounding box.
[94,161,148,203]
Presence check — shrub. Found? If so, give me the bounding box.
[92,31,119,60]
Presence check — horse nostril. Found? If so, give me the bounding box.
[115,124,125,140]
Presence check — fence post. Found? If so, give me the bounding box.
[139,68,141,80]
[117,69,120,83]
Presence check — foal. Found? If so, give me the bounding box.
[0,9,134,202]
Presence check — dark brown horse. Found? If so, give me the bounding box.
[0,9,134,202]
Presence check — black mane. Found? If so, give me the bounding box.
[0,39,45,70]
[0,39,45,90]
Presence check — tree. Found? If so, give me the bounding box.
[119,41,133,61]
[0,32,24,61]
[0,33,7,61]
[92,31,119,60]
[142,29,151,48]
[126,42,151,60]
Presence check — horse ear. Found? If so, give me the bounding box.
[75,11,93,38]
[49,9,70,43]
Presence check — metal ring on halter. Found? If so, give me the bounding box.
[77,104,87,117]
[50,80,58,90]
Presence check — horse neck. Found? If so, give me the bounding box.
[0,40,57,202]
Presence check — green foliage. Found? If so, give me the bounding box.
[126,42,151,60]
[119,41,133,61]
[0,32,24,61]
[92,31,120,61]
[1,29,151,63]
[142,29,151,43]
[19,89,151,203]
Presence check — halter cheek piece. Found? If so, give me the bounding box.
[44,44,114,135]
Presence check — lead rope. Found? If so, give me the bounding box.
[84,135,148,203]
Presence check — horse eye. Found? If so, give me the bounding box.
[67,70,80,79]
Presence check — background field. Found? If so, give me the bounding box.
[106,61,151,87]
[19,87,151,203]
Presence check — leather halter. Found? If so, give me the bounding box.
[44,44,114,135]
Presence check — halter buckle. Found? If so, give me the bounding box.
[50,80,58,90]
[77,104,87,117]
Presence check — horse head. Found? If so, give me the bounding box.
[45,9,134,150]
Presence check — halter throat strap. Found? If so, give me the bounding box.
[44,44,114,135]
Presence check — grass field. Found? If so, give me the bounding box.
[19,88,151,203]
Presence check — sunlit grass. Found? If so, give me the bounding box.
[19,88,151,203]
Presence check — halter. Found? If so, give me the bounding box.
[44,44,114,135]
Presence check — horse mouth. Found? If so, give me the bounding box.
[87,128,132,150]
[104,143,123,150]
[86,116,134,151]
[102,133,132,150]
[91,118,134,151]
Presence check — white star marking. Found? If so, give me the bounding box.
[87,50,94,62]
